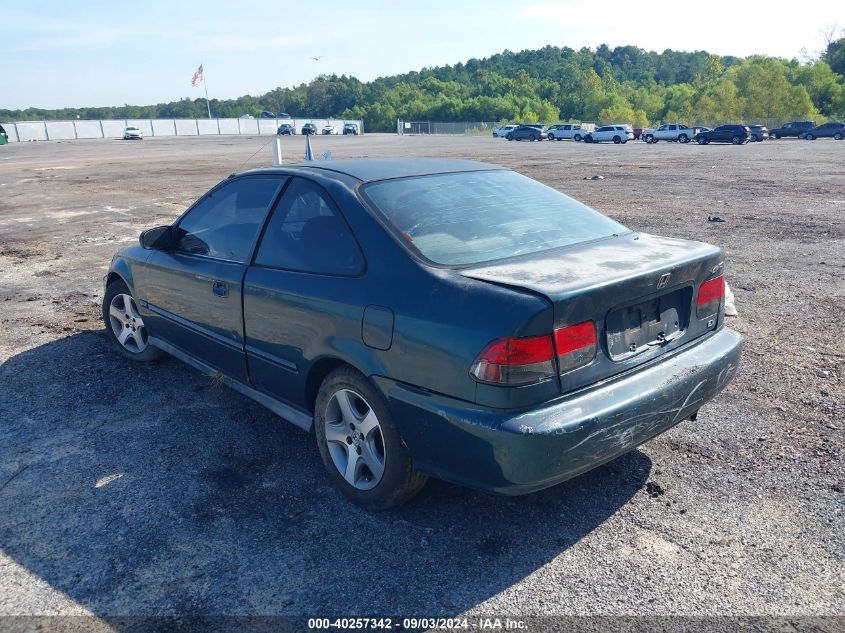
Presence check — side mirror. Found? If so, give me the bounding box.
[139,225,174,250]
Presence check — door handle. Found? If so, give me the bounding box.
[212,280,228,297]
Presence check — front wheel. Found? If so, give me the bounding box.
[529,134,537,141]
[834,133,844,140]
[102,280,162,362]
[773,133,780,139]
[731,136,743,144]
[547,133,555,141]
[696,137,707,145]
[806,134,815,140]
[679,135,689,143]
[315,368,427,510]
[573,134,581,141]
[506,133,513,141]
[612,136,621,144]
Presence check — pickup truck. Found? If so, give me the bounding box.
[642,123,696,143]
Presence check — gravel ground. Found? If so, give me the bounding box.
[0,134,843,620]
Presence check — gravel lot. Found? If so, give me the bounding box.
[0,134,843,620]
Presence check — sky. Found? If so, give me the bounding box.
[2,0,843,110]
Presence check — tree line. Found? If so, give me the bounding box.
[3,40,845,132]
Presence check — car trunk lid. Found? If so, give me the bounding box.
[459,232,725,394]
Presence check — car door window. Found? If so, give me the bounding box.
[254,178,364,275]
[175,177,282,262]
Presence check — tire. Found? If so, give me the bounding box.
[679,134,689,143]
[547,133,555,141]
[806,134,815,141]
[750,135,759,142]
[612,136,621,144]
[314,367,427,510]
[696,137,707,145]
[621,139,628,143]
[835,133,844,140]
[528,134,536,141]
[506,133,513,141]
[102,280,162,362]
[584,136,593,143]
[573,134,581,141]
[772,133,780,139]
[731,136,742,145]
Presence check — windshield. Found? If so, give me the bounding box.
[362,170,628,266]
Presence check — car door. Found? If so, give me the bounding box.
[139,175,285,380]
[243,177,367,410]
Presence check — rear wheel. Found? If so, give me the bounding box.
[573,134,581,141]
[731,136,742,144]
[612,136,621,144]
[806,134,815,140]
[315,368,427,510]
[835,132,844,140]
[679,134,689,143]
[102,280,162,362]
[506,133,513,141]
[547,133,556,141]
[529,134,537,141]
[773,132,780,139]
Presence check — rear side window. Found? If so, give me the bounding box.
[254,178,364,275]
[175,177,282,262]
[362,170,627,267]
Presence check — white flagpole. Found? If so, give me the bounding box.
[203,66,211,119]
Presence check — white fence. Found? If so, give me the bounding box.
[0,117,364,142]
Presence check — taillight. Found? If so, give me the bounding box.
[554,321,597,373]
[470,334,555,386]
[697,275,725,317]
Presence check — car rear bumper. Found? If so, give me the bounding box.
[375,327,742,495]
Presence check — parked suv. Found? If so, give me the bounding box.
[748,125,769,142]
[277,123,295,135]
[769,121,815,139]
[493,124,518,138]
[693,125,749,145]
[343,123,359,135]
[301,123,317,135]
[804,122,845,140]
[546,123,592,141]
[583,125,633,144]
[642,123,695,143]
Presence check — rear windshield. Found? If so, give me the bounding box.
[361,170,628,266]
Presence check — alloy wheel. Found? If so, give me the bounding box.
[324,389,386,491]
[108,293,149,353]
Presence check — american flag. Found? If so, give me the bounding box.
[191,64,204,87]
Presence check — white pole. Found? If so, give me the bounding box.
[272,138,282,166]
[203,69,212,119]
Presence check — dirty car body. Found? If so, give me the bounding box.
[105,159,742,501]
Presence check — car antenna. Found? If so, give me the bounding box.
[232,136,279,176]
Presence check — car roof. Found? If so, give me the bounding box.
[240,158,505,183]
